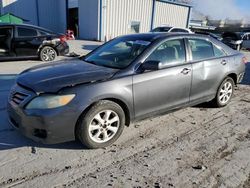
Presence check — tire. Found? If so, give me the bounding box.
[213,77,234,107]
[76,100,125,149]
[40,46,57,62]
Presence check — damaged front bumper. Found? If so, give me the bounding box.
[7,85,78,144]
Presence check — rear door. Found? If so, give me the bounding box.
[13,26,41,57]
[187,38,230,102]
[133,39,192,118]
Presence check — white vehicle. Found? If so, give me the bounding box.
[241,32,250,50]
[222,32,250,51]
[151,26,193,33]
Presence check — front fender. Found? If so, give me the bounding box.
[63,76,134,121]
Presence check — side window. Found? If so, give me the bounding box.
[146,39,186,64]
[243,34,249,40]
[0,27,12,37]
[38,30,50,36]
[213,45,226,57]
[171,29,188,33]
[188,39,214,61]
[17,27,38,37]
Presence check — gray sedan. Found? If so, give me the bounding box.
[8,33,246,148]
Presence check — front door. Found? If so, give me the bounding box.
[0,27,14,58]
[13,26,41,57]
[133,39,192,118]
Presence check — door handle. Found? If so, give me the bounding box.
[221,60,227,65]
[181,68,191,75]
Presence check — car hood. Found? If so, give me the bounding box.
[17,59,118,93]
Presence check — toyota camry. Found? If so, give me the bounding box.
[8,33,246,148]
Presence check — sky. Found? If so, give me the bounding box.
[193,0,250,20]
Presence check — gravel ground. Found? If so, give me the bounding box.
[0,40,249,188]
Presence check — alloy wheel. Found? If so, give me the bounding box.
[218,81,233,105]
[88,110,120,143]
[42,47,56,61]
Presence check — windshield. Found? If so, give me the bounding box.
[84,38,151,69]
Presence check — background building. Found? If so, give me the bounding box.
[0,0,67,33]
[0,0,191,41]
[79,0,191,41]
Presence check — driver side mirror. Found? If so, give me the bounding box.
[141,60,162,71]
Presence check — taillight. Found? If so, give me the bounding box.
[59,35,67,43]
[242,56,248,64]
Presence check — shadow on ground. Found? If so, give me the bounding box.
[0,74,85,151]
[0,57,40,63]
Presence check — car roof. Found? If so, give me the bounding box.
[0,23,55,33]
[154,26,172,29]
[118,32,210,42]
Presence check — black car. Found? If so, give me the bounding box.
[0,23,69,61]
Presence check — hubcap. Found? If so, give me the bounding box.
[88,110,120,143]
[219,81,233,104]
[42,48,56,61]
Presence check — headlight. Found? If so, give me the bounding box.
[26,94,75,109]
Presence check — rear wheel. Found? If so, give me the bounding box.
[214,77,234,107]
[40,46,57,61]
[76,100,125,149]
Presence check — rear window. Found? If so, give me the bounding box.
[213,45,226,57]
[17,27,38,37]
[0,27,12,36]
[38,30,51,36]
[152,27,171,32]
[188,39,214,61]
[170,28,189,33]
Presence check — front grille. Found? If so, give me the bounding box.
[11,92,29,105]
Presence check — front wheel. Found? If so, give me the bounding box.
[76,100,125,149]
[214,77,234,107]
[40,46,57,61]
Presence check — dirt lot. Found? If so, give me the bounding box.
[0,40,250,188]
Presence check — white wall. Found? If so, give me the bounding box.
[78,0,190,41]
[103,0,153,40]
[154,1,189,28]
